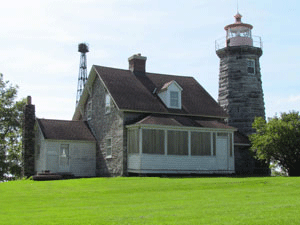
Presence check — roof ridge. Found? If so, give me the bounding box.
[37,118,83,123]
[93,64,195,79]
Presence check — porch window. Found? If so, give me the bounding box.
[142,129,164,154]
[167,130,188,155]
[191,132,211,156]
[128,129,139,154]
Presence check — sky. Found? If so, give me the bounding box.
[1,0,299,120]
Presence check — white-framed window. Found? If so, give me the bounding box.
[87,100,92,120]
[106,138,112,158]
[59,144,70,166]
[170,91,179,108]
[247,59,255,75]
[105,93,111,114]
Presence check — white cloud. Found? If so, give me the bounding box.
[288,95,300,103]
[265,94,300,118]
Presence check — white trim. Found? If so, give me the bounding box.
[127,168,235,174]
[164,130,167,156]
[126,123,237,132]
[139,129,142,155]
[211,132,214,156]
[127,126,235,157]
[188,131,191,157]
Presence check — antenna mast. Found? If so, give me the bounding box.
[76,43,89,106]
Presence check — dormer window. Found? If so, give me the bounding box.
[158,80,182,109]
[170,91,179,108]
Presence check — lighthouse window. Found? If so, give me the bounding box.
[247,59,255,75]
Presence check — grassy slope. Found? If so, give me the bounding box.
[0,177,300,225]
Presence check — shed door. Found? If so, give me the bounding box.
[216,134,229,170]
[59,144,70,172]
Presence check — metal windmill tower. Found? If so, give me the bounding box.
[76,43,89,106]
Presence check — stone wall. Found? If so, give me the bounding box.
[217,46,265,136]
[23,96,36,177]
[85,77,125,177]
[217,46,269,175]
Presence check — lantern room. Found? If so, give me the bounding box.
[224,13,253,47]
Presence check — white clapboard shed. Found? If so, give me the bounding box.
[34,119,96,177]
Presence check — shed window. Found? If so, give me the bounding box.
[167,130,188,155]
[60,144,69,166]
[170,91,179,108]
[142,129,164,154]
[106,138,112,158]
[247,59,255,75]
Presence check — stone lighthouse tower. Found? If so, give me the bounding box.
[216,12,265,136]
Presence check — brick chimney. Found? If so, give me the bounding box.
[23,96,36,177]
[128,53,147,74]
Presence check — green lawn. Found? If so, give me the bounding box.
[1,177,300,225]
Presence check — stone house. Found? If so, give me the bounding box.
[72,54,238,176]
[23,53,246,177]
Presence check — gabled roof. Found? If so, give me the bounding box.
[159,80,183,93]
[37,119,96,142]
[75,65,228,119]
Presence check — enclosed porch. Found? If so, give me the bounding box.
[126,115,236,175]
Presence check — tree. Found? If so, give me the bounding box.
[250,112,300,176]
[0,74,25,181]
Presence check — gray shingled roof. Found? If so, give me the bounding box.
[133,114,235,130]
[93,65,228,118]
[37,119,96,141]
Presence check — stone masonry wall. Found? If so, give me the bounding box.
[23,97,36,177]
[217,46,265,136]
[217,46,269,175]
[85,77,124,177]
